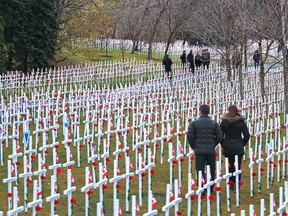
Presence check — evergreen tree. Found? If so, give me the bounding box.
[0,0,58,74]
[0,16,5,74]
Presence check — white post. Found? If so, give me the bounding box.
[46,175,60,216]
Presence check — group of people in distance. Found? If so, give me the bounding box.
[187,104,250,192]
[162,49,211,80]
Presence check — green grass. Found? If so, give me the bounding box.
[56,46,165,66]
[0,108,286,215]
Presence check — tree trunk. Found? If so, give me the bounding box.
[164,34,173,57]
[132,39,136,54]
[105,39,108,57]
[225,44,232,81]
[135,41,139,51]
[239,44,244,99]
[148,42,152,61]
[244,36,248,68]
[122,41,125,62]
[258,40,266,101]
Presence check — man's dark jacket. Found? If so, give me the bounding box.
[162,57,172,71]
[187,115,223,154]
[220,113,250,156]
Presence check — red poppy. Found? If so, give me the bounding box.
[71,198,77,205]
[176,210,183,215]
[191,195,197,200]
[87,189,93,195]
[57,168,62,174]
[35,205,42,211]
[7,192,12,197]
[150,170,156,175]
[91,162,97,167]
[215,186,222,191]
[116,183,122,189]
[209,195,215,201]
[227,180,234,185]
[141,172,146,177]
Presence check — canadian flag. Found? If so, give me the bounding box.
[136,201,140,213]
[1,127,6,135]
[172,147,175,156]
[17,194,20,205]
[129,160,133,170]
[88,172,93,183]
[155,130,159,137]
[163,126,167,135]
[201,177,205,185]
[71,175,75,185]
[100,205,105,216]
[68,130,71,139]
[54,181,58,193]
[26,161,31,172]
[16,143,21,152]
[178,186,181,197]
[169,190,174,201]
[102,166,108,177]
[110,122,114,130]
[141,159,145,168]
[151,194,158,208]
[70,152,73,161]
[253,210,257,216]
[37,186,42,197]
[118,203,122,216]
[191,178,196,189]
[117,166,120,175]
[150,152,154,162]
[252,152,256,161]
[56,153,59,163]
[146,131,150,139]
[41,159,46,169]
[179,143,184,154]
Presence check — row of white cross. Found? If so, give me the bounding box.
[0,65,287,215]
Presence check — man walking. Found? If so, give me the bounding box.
[180,50,187,71]
[187,50,195,74]
[162,54,173,80]
[187,105,222,189]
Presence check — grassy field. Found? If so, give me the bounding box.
[0,48,286,215]
[55,46,165,67]
[0,107,286,215]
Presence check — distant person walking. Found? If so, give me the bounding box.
[253,50,260,69]
[180,50,187,71]
[187,104,223,189]
[162,54,173,80]
[201,49,211,69]
[220,105,250,190]
[187,50,195,74]
[195,52,202,69]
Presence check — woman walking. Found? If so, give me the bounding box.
[220,105,250,189]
